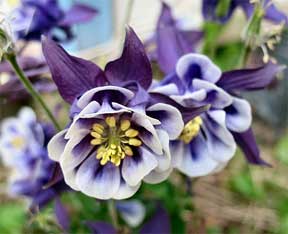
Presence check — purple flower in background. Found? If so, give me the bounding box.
[146,2,203,74]
[12,0,97,42]
[86,204,170,234]
[0,107,65,209]
[202,0,288,24]
[41,27,206,200]
[116,200,145,227]
[0,56,55,100]
[152,53,283,176]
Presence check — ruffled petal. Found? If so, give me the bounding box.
[75,156,120,199]
[176,134,220,177]
[225,97,252,132]
[60,130,93,172]
[203,110,236,162]
[132,113,162,155]
[147,103,184,140]
[144,130,172,183]
[122,147,158,186]
[47,130,68,161]
[176,53,222,85]
[192,79,233,109]
[113,178,141,200]
[76,86,134,109]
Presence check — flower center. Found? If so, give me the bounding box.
[10,136,26,149]
[90,116,142,166]
[179,116,202,144]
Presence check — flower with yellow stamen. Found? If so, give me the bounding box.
[90,116,142,166]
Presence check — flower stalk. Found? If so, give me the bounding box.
[238,0,264,67]
[4,53,61,131]
[108,200,119,230]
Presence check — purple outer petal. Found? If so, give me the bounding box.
[85,221,116,234]
[59,4,98,27]
[217,62,285,92]
[54,197,70,231]
[263,0,288,24]
[105,27,152,90]
[140,206,170,234]
[42,37,107,103]
[232,128,271,166]
[155,3,200,73]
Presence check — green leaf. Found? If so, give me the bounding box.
[0,203,26,234]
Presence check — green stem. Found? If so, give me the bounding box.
[108,200,119,230]
[5,53,61,131]
[237,44,250,68]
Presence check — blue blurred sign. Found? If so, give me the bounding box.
[59,0,114,52]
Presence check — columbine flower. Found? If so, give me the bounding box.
[145,2,203,74]
[0,107,64,209]
[152,53,283,176]
[202,0,288,24]
[42,27,200,199]
[12,0,97,41]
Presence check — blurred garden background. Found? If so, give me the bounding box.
[1,0,288,233]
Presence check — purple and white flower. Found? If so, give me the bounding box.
[12,0,97,42]
[152,53,283,177]
[116,200,145,227]
[0,56,55,100]
[0,107,64,209]
[42,27,205,199]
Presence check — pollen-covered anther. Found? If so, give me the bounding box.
[179,116,203,144]
[90,116,142,166]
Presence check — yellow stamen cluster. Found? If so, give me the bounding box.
[179,116,202,144]
[10,136,25,149]
[90,116,142,166]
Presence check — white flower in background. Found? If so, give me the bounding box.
[0,10,15,60]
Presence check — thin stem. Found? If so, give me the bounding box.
[5,53,61,131]
[108,200,119,230]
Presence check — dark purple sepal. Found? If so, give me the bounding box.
[54,197,70,231]
[42,37,107,103]
[29,188,57,213]
[105,26,152,90]
[43,163,64,189]
[85,221,116,234]
[140,206,171,234]
[59,4,98,27]
[217,62,285,92]
[155,2,201,73]
[232,128,271,166]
